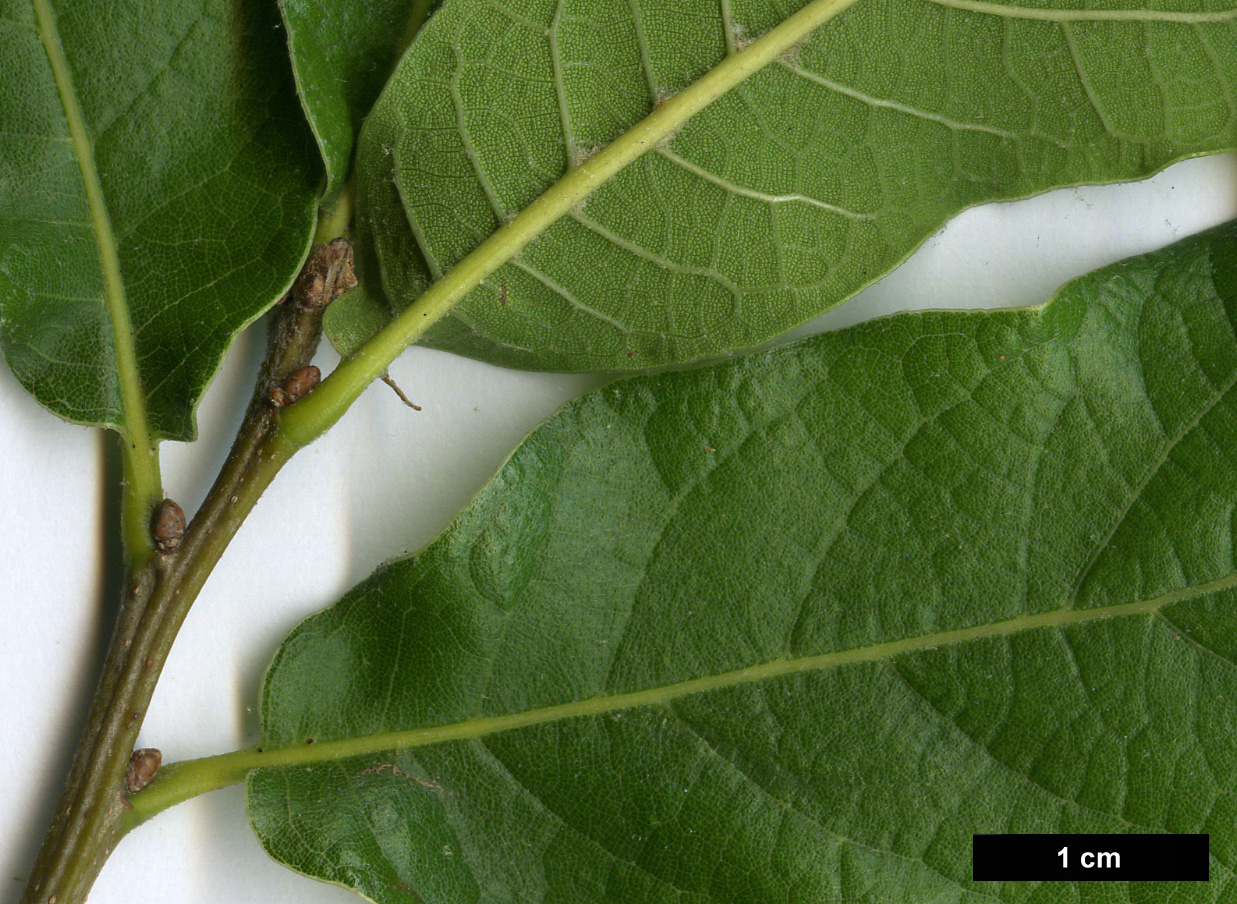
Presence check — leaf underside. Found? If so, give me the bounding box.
[0,0,321,440]
[341,0,1237,373]
[252,222,1237,902]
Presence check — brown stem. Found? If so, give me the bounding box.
[19,241,356,904]
[19,562,156,904]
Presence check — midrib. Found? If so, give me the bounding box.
[256,569,1237,768]
[32,0,146,432]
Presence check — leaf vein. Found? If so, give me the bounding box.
[510,257,634,333]
[656,146,874,219]
[474,735,698,898]
[626,0,660,101]
[1060,22,1120,140]
[31,0,156,464]
[572,209,743,293]
[548,0,576,158]
[449,68,506,222]
[920,0,1237,23]
[779,58,1068,149]
[1196,23,1237,134]
[665,698,1008,902]
[888,652,1153,836]
[1066,318,1237,609]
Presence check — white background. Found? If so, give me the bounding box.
[3,153,1236,903]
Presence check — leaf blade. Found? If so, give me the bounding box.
[24,0,165,536]
[344,0,1237,373]
[252,222,1237,900]
[0,0,323,441]
[28,0,139,435]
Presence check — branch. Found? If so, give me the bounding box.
[18,242,355,904]
[20,3,867,897]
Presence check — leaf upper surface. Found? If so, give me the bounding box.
[343,0,1237,373]
[0,0,322,439]
[251,222,1237,901]
[279,0,444,194]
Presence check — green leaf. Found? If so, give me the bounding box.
[343,0,1237,373]
[0,0,322,440]
[250,221,1237,901]
[279,0,442,194]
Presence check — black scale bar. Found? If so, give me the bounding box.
[973,833,1209,881]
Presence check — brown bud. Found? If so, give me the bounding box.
[292,238,356,310]
[151,498,185,553]
[125,748,162,793]
[268,365,321,409]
